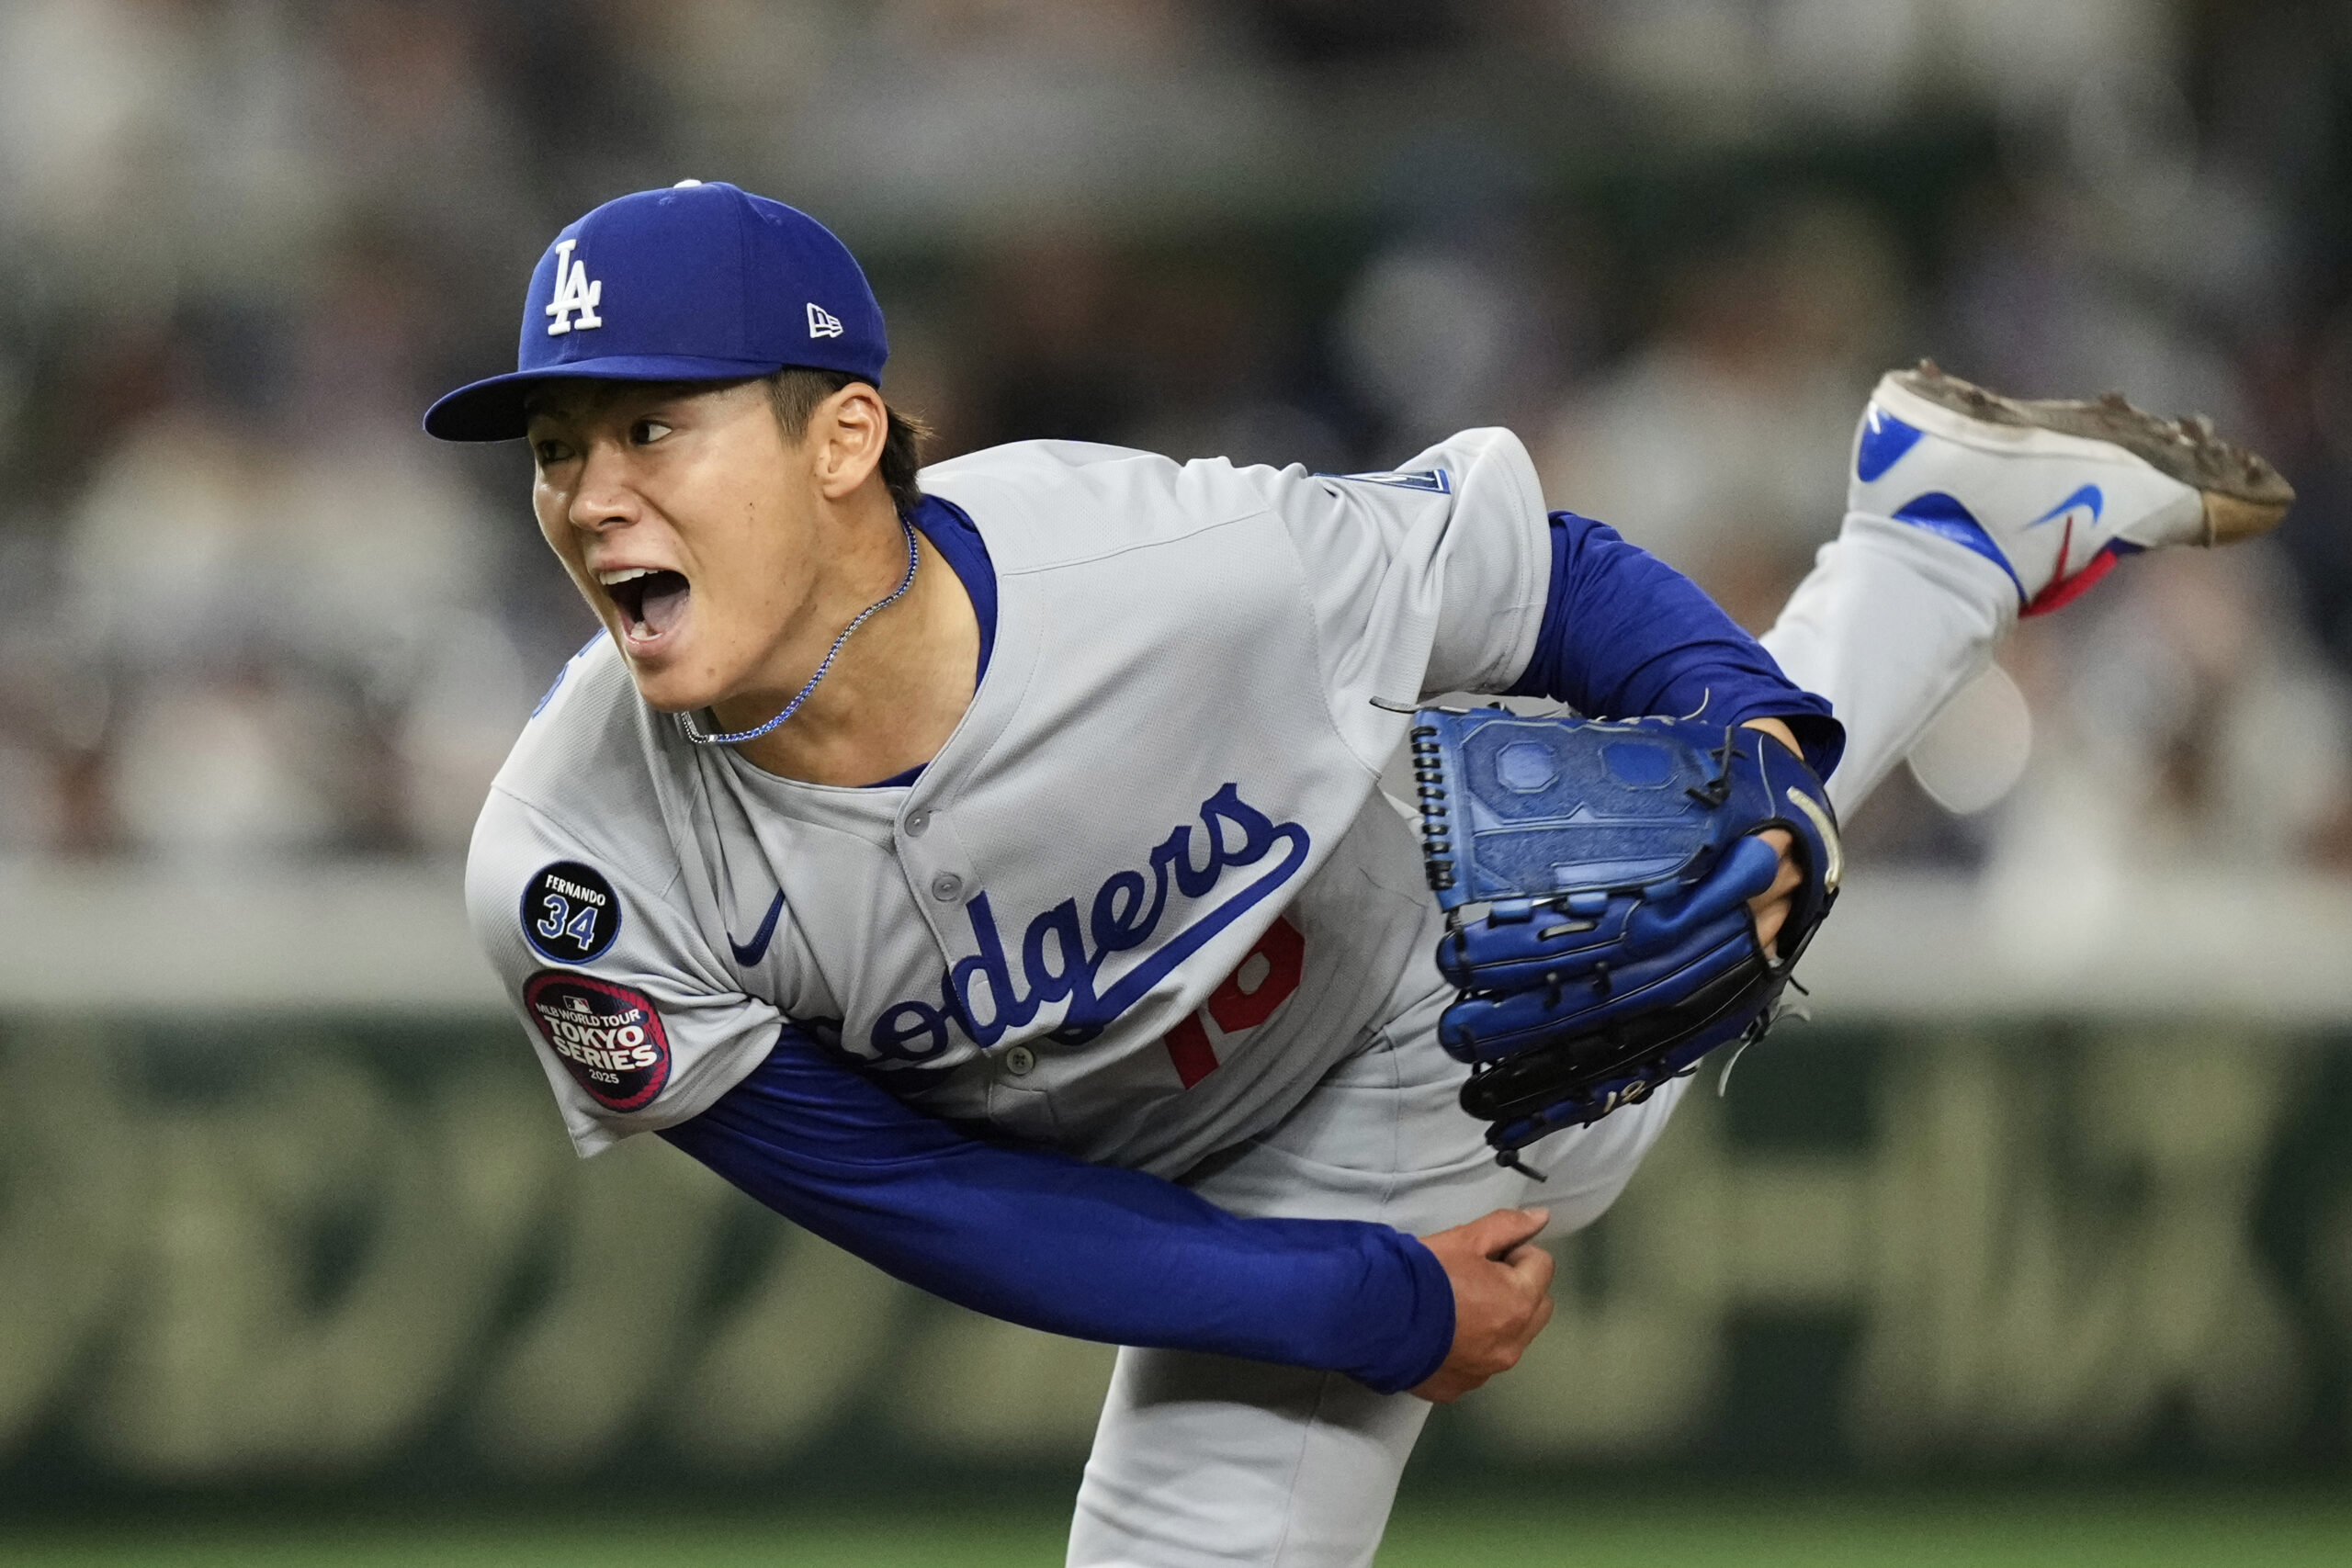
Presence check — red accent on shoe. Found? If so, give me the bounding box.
[2023,542,2126,616]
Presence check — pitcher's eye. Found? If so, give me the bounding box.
[631,418,673,446]
[533,438,574,466]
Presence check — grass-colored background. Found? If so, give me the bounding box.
[6,1490,2351,1567]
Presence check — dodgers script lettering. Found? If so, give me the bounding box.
[866,783,1311,1061]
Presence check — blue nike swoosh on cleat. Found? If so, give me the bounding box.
[1855,406,1925,481]
[728,890,786,966]
[1891,491,2026,603]
[2022,484,2104,528]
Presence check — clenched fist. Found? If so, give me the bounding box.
[1410,1207,1555,1403]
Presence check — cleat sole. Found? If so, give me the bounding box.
[1890,360,2295,542]
[2202,491,2291,545]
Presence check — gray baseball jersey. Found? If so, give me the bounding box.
[466,428,1551,1175]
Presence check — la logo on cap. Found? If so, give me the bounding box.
[547,238,604,336]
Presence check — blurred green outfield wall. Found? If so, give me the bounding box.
[6,1019,2352,1500]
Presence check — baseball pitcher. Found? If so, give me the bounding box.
[426,183,2290,1567]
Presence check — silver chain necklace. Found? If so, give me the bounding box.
[677,512,921,748]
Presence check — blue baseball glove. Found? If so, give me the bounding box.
[1408,708,1842,1170]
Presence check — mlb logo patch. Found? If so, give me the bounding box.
[524,971,671,1111]
[1320,468,1453,494]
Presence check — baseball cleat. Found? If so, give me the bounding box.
[1851,360,2295,616]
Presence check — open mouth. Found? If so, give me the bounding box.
[600,567,691,642]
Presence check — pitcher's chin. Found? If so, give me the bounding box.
[619,649,726,716]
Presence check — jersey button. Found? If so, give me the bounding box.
[930,872,964,902]
[1003,1044,1036,1077]
[905,809,931,837]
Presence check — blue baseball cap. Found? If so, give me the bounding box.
[424,180,887,442]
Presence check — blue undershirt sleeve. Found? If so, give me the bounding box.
[1505,511,1846,777]
[660,1029,1456,1394]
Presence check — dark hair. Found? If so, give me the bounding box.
[765,367,930,514]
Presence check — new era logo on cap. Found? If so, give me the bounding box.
[423,180,889,442]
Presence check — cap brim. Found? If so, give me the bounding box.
[422,354,792,441]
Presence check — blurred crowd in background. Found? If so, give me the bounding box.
[3,0,2350,879]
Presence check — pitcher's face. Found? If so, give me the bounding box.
[526,378,826,715]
